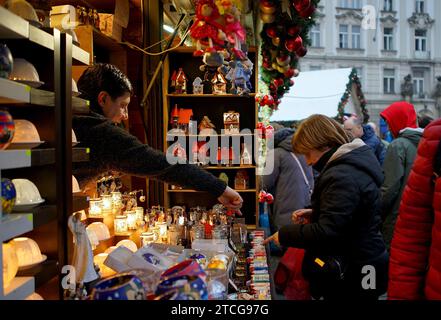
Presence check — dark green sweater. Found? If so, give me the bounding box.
[72,112,226,197]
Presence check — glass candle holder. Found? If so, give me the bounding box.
[101,194,112,212]
[114,215,128,234]
[168,225,179,245]
[140,232,155,246]
[150,226,160,243]
[89,198,102,217]
[126,210,137,230]
[135,207,144,223]
[111,191,122,208]
[155,221,168,243]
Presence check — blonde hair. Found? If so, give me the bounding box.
[292,114,350,154]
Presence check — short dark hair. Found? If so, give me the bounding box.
[77,63,132,112]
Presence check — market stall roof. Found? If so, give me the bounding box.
[271,68,354,121]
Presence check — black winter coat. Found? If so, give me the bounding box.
[279,139,388,299]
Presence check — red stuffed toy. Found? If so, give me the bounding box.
[190,0,227,56]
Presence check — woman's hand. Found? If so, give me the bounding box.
[292,208,313,225]
[263,232,280,246]
[217,186,243,210]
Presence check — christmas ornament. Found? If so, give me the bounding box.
[0,109,14,150]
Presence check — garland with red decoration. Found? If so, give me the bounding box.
[259,0,321,110]
[337,68,369,123]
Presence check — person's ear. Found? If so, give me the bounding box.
[97,91,108,107]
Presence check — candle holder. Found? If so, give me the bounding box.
[114,215,128,235]
[155,221,168,243]
[126,210,137,230]
[101,194,112,212]
[135,207,144,223]
[89,198,103,217]
[111,191,122,210]
[140,232,155,247]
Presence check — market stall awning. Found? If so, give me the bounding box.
[271,68,354,121]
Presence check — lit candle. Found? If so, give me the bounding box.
[140,232,155,246]
[135,207,144,223]
[89,198,102,217]
[101,194,112,212]
[114,215,128,234]
[155,221,168,243]
[126,210,137,230]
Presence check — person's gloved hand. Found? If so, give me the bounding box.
[217,186,243,210]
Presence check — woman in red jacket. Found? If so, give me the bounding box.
[388,118,441,299]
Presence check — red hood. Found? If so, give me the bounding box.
[380,101,417,138]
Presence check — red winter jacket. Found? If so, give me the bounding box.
[388,118,441,300]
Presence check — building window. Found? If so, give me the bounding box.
[415,29,427,52]
[383,69,395,94]
[384,0,393,11]
[352,25,361,49]
[310,24,321,47]
[416,0,425,13]
[339,24,349,48]
[384,28,394,50]
[339,0,362,9]
[413,70,425,98]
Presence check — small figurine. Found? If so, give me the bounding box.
[211,71,227,94]
[193,77,204,94]
[199,116,216,133]
[175,68,187,94]
[93,9,100,29]
[200,51,228,94]
[68,213,100,286]
[189,0,226,56]
[224,111,240,134]
[226,58,253,95]
[170,104,179,129]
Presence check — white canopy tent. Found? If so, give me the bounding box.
[270,68,360,122]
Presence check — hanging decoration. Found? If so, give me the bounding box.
[337,68,369,123]
[259,0,320,112]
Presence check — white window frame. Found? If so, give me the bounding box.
[384,0,393,11]
[339,24,349,48]
[339,0,362,9]
[384,28,394,51]
[413,71,425,97]
[415,29,427,52]
[383,69,395,94]
[416,0,425,13]
[310,24,321,47]
[351,25,361,49]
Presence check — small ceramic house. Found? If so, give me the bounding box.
[211,72,227,95]
[175,68,187,94]
[192,77,204,94]
[223,111,240,134]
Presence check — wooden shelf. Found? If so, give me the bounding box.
[1,148,90,169]
[50,0,117,12]
[0,78,90,113]
[0,7,89,65]
[73,194,90,212]
[17,260,58,289]
[8,206,57,230]
[0,213,33,242]
[1,277,34,300]
[168,189,257,193]
[0,150,31,170]
[167,93,256,98]
[92,27,123,51]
